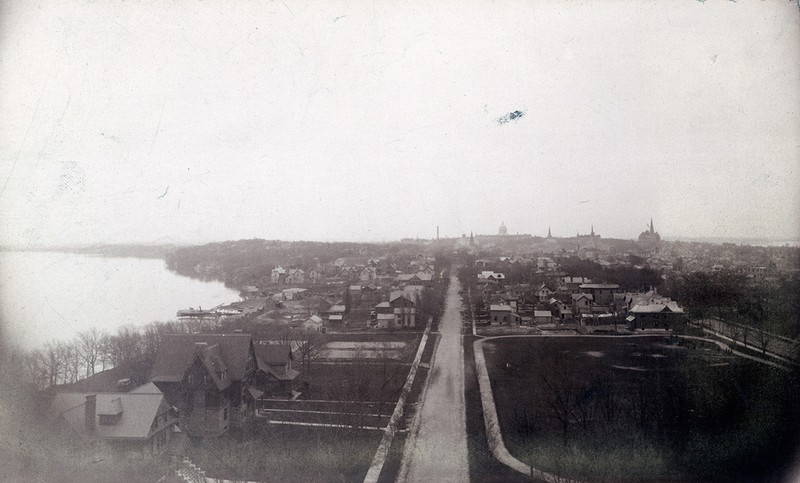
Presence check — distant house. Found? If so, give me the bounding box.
[627,301,685,330]
[359,267,377,282]
[555,303,573,321]
[328,304,347,323]
[307,267,323,284]
[348,284,363,305]
[302,315,325,333]
[536,284,554,303]
[285,268,305,284]
[498,294,519,312]
[478,271,506,282]
[561,276,592,294]
[578,283,620,306]
[533,310,553,325]
[271,266,287,284]
[150,334,257,437]
[395,272,432,287]
[253,343,299,397]
[490,304,520,324]
[571,293,594,315]
[47,384,179,454]
[389,292,417,328]
[360,284,381,305]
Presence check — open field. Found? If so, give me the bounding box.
[188,425,380,482]
[484,336,800,481]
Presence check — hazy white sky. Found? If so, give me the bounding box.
[1,1,799,245]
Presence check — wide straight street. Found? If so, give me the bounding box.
[399,275,468,482]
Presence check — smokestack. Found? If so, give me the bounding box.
[85,394,96,433]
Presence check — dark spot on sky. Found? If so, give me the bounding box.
[497,110,525,125]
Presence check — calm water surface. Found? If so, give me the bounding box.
[0,251,240,351]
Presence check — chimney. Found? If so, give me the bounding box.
[85,394,96,433]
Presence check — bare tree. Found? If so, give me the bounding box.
[756,326,770,355]
[374,341,410,420]
[64,341,81,383]
[295,329,325,376]
[44,341,64,386]
[539,356,579,446]
[76,328,105,377]
[24,349,49,390]
[594,374,619,426]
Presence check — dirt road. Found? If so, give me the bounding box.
[398,275,468,482]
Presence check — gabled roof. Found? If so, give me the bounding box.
[150,334,253,383]
[48,392,169,440]
[254,344,299,382]
[197,344,231,391]
[571,293,594,301]
[390,293,415,307]
[129,382,162,394]
[304,315,324,324]
[534,310,552,317]
[254,344,293,365]
[630,302,684,314]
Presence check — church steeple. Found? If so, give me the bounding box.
[650,218,655,234]
[547,226,552,238]
[590,225,595,236]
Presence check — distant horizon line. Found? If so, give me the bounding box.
[3,234,800,249]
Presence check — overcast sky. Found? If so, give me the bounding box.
[1,1,799,245]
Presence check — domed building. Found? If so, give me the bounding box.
[498,222,508,236]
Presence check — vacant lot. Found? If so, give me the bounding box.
[484,336,800,481]
[189,425,380,482]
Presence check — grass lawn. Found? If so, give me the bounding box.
[464,335,533,482]
[299,361,410,403]
[483,336,800,482]
[189,425,381,482]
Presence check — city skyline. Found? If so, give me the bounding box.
[2,1,799,246]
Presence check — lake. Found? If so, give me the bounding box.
[0,251,240,351]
